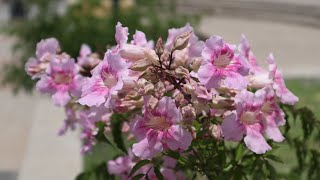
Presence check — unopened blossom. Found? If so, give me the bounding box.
[165,24,204,57]
[222,90,272,154]
[36,59,82,106]
[181,104,196,122]
[131,96,192,159]
[198,35,249,90]
[78,50,129,108]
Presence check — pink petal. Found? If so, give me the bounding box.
[197,63,221,89]
[78,91,107,107]
[132,132,163,159]
[52,91,70,106]
[224,72,248,90]
[165,125,192,151]
[221,113,245,141]
[115,22,128,48]
[244,126,271,154]
[264,115,285,142]
[157,97,181,123]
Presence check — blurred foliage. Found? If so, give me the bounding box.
[1,0,199,93]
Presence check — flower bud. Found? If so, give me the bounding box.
[248,73,272,89]
[143,49,160,66]
[182,104,196,122]
[173,31,192,51]
[154,81,165,99]
[119,44,145,61]
[138,68,159,83]
[209,124,223,140]
[190,57,202,71]
[130,58,152,71]
[146,96,159,110]
[175,66,190,79]
[155,37,164,56]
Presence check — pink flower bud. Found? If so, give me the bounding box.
[175,66,190,79]
[143,49,160,66]
[130,58,152,71]
[173,31,192,51]
[146,96,159,110]
[209,124,223,140]
[155,37,164,56]
[182,104,196,122]
[154,81,166,99]
[119,44,145,61]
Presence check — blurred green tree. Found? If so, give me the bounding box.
[1,0,199,93]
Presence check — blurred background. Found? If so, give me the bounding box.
[0,0,319,179]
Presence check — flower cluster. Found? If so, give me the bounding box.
[25,22,298,179]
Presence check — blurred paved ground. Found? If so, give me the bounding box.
[198,17,320,78]
[0,0,320,180]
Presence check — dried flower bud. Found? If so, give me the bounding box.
[143,83,154,95]
[190,57,202,71]
[209,124,223,140]
[174,92,185,106]
[138,68,159,83]
[155,37,164,56]
[144,49,160,66]
[146,96,159,110]
[212,95,234,110]
[154,81,166,99]
[130,58,152,71]
[175,66,190,78]
[173,31,192,51]
[119,44,145,61]
[182,104,196,122]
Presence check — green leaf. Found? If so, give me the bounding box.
[111,114,127,153]
[265,162,277,180]
[235,144,245,161]
[129,160,151,177]
[154,166,164,180]
[265,154,283,164]
[165,150,180,160]
[132,174,145,180]
[95,122,112,145]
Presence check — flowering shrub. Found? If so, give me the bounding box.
[25,22,320,179]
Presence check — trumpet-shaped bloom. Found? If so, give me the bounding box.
[256,86,285,142]
[107,150,136,179]
[131,96,192,159]
[78,50,129,107]
[267,54,299,105]
[36,59,82,106]
[198,36,249,90]
[36,38,60,61]
[238,35,263,74]
[221,90,272,154]
[25,38,60,78]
